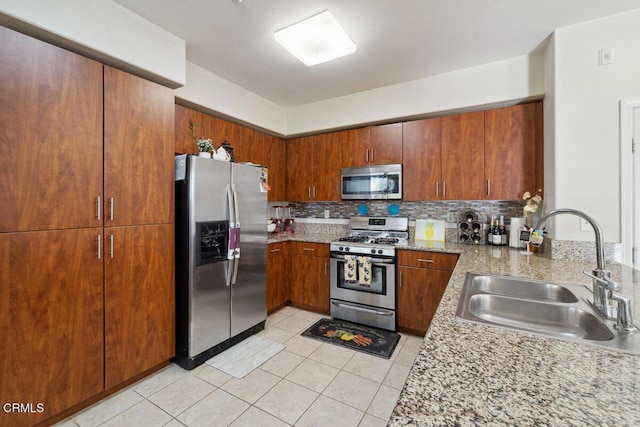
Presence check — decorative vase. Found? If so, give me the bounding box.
[198,152,212,159]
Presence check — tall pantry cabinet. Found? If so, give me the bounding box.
[0,26,174,427]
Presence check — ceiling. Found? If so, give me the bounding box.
[113,0,640,108]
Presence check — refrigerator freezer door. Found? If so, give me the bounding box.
[190,261,231,356]
[230,163,267,336]
[188,157,233,355]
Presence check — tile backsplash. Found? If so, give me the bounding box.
[287,200,526,224]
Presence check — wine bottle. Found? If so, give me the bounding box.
[499,215,507,246]
[492,216,501,245]
[487,217,494,245]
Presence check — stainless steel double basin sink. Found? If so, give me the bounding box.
[455,273,640,354]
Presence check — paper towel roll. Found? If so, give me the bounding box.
[509,217,526,248]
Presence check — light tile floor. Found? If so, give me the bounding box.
[56,307,424,427]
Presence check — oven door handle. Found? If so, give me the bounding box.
[331,300,394,316]
[331,254,394,264]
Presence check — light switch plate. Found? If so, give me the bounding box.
[446,212,456,223]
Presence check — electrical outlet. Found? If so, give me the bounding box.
[446,212,456,223]
[580,219,592,232]
[324,209,330,219]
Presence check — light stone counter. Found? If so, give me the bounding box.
[389,242,640,426]
[267,233,640,425]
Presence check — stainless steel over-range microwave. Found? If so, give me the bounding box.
[341,164,402,200]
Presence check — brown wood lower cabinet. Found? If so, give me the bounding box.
[289,242,330,313]
[397,250,458,335]
[105,224,175,388]
[267,242,290,313]
[0,229,105,427]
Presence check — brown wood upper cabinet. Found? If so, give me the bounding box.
[104,66,175,227]
[403,103,542,201]
[484,103,542,200]
[287,132,342,201]
[342,123,402,167]
[403,112,484,200]
[264,135,287,201]
[0,26,104,233]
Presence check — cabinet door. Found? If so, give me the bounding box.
[105,224,175,388]
[397,266,452,334]
[104,66,175,226]
[441,111,485,200]
[264,135,287,201]
[175,105,203,155]
[0,229,104,427]
[313,132,342,201]
[402,118,442,200]
[286,137,314,201]
[0,27,103,233]
[235,127,265,165]
[484,103,540,200]
[290,254,330,313]
[267,243,289,312]
[341,127,371,167]
[370,123,403,165]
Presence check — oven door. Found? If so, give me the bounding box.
[330,254,395,310]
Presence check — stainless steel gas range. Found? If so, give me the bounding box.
[329,216,409,331]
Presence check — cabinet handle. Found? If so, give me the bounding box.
[109,197,114,221]
[435,182,439,197]
[303,247,315,252]
[399,270,403,288]
[365,148,369,163]
[96,196,101,221]
[312,186,316,199]
[418,259,435,263]
[442,181,446,198]
[371,148,374,163]
[325,262,328,276]
[308,187,311,200]
[97,235,101,260]
[270,248,281,253]
[487,179,491,196]
[109,234,114,259]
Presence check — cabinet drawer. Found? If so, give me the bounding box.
[291,241,329,257]
[268,242,290,258]
[397,250,458,271]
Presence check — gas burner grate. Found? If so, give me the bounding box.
[369,237,400,245]
[337,236,368,243]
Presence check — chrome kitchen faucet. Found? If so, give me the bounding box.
[534,209,636,332]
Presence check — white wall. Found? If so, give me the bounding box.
[175,62,287,136]
[549,9,640,243]
[0,0,185,88]
[286,53,545,135]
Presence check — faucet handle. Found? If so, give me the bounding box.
[609,292,637,332]
[582,271,621,291]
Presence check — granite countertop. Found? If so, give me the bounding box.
[388,242,640,426]
[268,233,640,425]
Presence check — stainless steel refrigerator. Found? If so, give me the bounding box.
[174,155,267,370]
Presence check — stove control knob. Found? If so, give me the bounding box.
[345,247,350,252]
[371,249,376,254]
[338,246,344,251]
[378,249,383,254]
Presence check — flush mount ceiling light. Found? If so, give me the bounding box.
[274,10,356,66]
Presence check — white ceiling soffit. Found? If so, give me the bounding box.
[113,0,640,108]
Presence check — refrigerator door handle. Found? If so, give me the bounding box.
[225,259,234,287]
[226,184,236,259]
[232,256,239,285]
[232,184,241,256]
